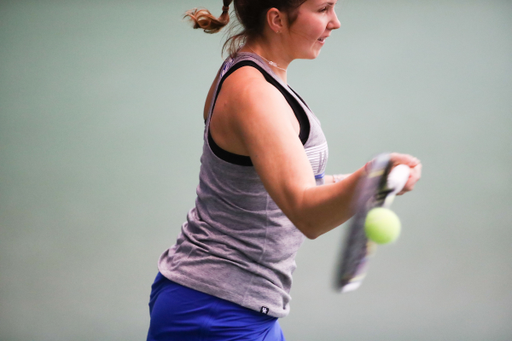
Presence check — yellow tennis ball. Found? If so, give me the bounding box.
[364,207,401,244]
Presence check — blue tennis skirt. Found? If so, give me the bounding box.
[147,272,286,341]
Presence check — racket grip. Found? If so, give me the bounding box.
[387,164,410,195]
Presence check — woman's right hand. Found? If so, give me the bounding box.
[388,153,422,195]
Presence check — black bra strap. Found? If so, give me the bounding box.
[208,60,311,166]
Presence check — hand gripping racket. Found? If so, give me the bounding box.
[334,153,410,293]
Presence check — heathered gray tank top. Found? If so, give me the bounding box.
[158,52,328,318]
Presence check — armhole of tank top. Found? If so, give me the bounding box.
[207,60,311,166]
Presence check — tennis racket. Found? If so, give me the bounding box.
[334,153,410,293]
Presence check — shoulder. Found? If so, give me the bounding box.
[223,65,268,93]
[221,65,290,116]
[204,64,277,122]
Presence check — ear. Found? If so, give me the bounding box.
[266,8,286,34]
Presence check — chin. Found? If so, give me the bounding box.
[296,48,321,60]
[306,50,321,60]
[309,45,324,59]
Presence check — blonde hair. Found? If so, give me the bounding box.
[184,0,232,34]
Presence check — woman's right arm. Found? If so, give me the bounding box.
[208,67,421,239]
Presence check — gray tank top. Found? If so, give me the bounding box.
[158,52,329,318]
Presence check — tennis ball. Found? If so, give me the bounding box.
[364,207,401,244]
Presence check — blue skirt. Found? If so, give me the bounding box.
[147,273,286,341]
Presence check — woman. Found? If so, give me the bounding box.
[147,0,422,340]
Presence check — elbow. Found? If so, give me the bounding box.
[304,232,320,240]
[294,220,322,240]
[292,214,345,240]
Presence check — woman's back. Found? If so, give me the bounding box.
[158,52,328,318]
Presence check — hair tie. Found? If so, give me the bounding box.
[222,6,229,13]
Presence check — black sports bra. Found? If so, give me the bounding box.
[208,60,311,166]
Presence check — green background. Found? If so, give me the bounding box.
[1,1,511,340]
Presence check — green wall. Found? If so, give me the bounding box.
[1,1,511,340]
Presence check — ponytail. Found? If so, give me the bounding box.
[184,0,233,34]
[184,0,306,57]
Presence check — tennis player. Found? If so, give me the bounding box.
[147,1,422,340]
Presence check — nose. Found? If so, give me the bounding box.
[328,11,341,30]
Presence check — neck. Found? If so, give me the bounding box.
[242,39,290,83]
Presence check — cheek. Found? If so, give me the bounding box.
[291,19,324,42]
[290,27,317,44]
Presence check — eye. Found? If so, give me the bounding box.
[319,3,335,13]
